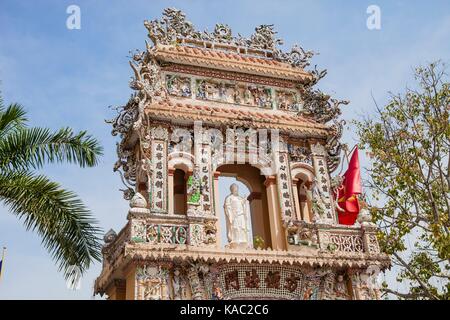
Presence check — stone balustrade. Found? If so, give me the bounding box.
[287,220,380,255]
[103,209,380,258]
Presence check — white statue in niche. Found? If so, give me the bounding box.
[223,183,251,248]
[171,268,187,300]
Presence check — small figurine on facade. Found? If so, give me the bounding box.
[172,269,186,300]
[142,277,162,300]
[103,228,117,245]
[187,168,202,205]
[334,274,349,300]
[211,282,223,300]
[307,177,328,222]
[303,287,313,300]
[223,183,251,248]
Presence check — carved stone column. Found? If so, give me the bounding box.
[264,176,286,250]
[348,269,380,300]
[348,269,362,300]
[320,270,336,300]
[292,178,302,221]
[247,191,265,245]
[125,264,137,300]
[213,171,222,248]
[150,126,169,214]
[274,136,296,222]
[106,279,126,300]
[190,124,214,216]
[362,225,381,254]
[187,266,205,300]
[310,142,336,224]
[160,267,171,300]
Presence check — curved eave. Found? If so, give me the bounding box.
[151,45,312,83]
[145,99,331,138]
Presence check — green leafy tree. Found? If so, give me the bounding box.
[0,93,103,278]
[355,62,449,299]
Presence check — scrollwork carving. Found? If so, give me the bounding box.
[299,88,349,124]
[326,120,345,173]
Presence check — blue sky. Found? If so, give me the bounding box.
[0,0,449,299]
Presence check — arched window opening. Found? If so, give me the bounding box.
[173,169,187,215]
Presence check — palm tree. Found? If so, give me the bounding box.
[0,93,103,278]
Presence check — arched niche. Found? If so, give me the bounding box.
[168,152,195,172]
[290,163,315,222]
[168,152,194,215]
[215,163,272,250]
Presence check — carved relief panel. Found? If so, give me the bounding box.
[200,264,352,300]
[130,219,188,245]
[133,263,356,300]
[276,90,302,112]
[288,143,312,165]
[164,72,303,111]
[219,264,304,299]
[136,265,170,300]
[196,79,274,109]
[166,75,192,98]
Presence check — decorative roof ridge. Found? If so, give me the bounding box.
[144,7,315,69]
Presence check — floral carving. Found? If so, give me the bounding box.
[366,234,380,253]
[187,173,201,205]
[203,220,217,244]
[329,233,364,253]
[284,273,301,293]
[265,271,281,289]
[244,269,260,289]
[225,270,240,291]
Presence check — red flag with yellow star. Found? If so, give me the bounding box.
[337,147,362,225]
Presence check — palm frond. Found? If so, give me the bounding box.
[0,171,102,277]
[0,103,27,138]
[0,127,103,170]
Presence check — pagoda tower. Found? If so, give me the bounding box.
[95,8,390,300]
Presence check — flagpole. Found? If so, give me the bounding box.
[339,144,358,176]
[346,144,358,162]
[0,247,6,282]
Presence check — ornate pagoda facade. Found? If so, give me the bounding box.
[95,8,390,300]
